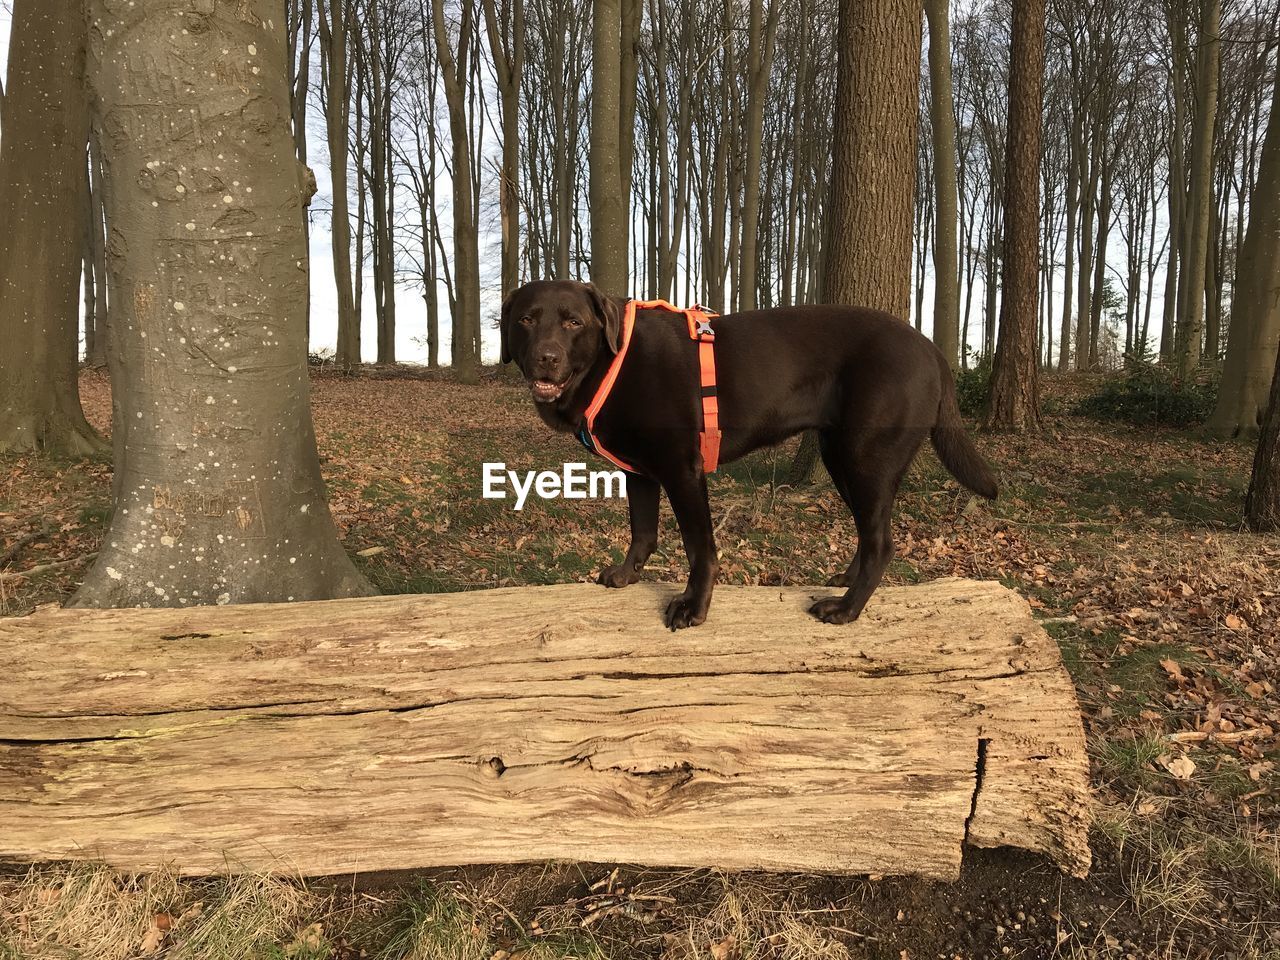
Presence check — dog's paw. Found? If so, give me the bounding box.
[809,596,859,625]
[598,563,639,588]
[825,571,851,587]
[664,595,706,630]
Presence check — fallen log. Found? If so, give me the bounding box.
[0,578,1091,879]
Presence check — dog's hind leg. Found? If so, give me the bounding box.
[598,473,660,588]
[810,427,925,625]
[818,430,860,589]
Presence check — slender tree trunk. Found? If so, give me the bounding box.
[738,0,778,312]
[1075,136,1097,370]
[1059,138,1078,370]
[1176,0,1220,377]
[590,0,629,295]
[1207,69,1280,440]
[984,0,1045,432]
[86,125,110,368]
[925,0,960,370]
[1088,155,1113,369]
[483,0,525,299]
[73,0,373,607]
[0,0,104,456]
[319,0,360,371]
[432,0,481,382]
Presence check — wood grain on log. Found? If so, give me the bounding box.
[0,578,1091,879]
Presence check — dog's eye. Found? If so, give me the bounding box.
[518,315,534,326]
[564,317,583,328]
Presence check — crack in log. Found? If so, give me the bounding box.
[962,737,990,843]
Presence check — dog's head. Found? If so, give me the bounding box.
[499,280,622,404]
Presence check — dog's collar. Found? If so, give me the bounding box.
[577,299,722,475]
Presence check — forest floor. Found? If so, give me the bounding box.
[1,367,1278,960]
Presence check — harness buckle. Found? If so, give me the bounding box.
[694,317,715,338]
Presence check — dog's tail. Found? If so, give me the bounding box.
[929,352,998,499]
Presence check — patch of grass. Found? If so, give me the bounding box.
[370,881,605,960]
[1094,734,1168,789]
[0,864,325,960]
[1106,642,1198,713]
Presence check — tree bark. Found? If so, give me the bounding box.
[0,0,104,456]
[71,0,373,607]
[925,0,960,370]
[983,0,1045,432]
[0,579,1092,881]
[790,0,923,483]
[1207,69,1280,440]
[1247,338,1280,531]
[823,0,923,315]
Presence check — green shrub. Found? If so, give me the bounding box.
[1075,361,1218,428]
[954,356,993,417]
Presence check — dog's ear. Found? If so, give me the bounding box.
[499,290,515,365]
[585,283,623,354]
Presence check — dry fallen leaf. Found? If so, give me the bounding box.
[139,926,165,954]
[1163,755,1196,780]
[710,933,739,960]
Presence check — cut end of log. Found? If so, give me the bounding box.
[0,578,1091,880]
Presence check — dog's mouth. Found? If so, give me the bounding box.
[530,375,571,403]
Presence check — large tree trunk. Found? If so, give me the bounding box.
[0,580,1092,881]
[319,0,361,372]
[789,0,923,484]
[0,0,104,457]
[925,0,960,370]
[1207,69,1280,440]
[983,0,1045,432]
[1247,339,1280,531]
[1175,0,1221,377]
[823,0,923,315]
[590,0,629,295]
[71,0,373,608]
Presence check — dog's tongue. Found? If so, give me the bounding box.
[531,379,564,402]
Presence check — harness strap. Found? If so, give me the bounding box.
[686,307,722,473]
[578,298,721,475]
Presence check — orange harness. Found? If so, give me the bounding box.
[576,299,722,475]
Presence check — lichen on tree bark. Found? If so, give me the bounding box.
[71,0,373,608]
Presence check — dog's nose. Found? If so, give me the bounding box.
[538,348,562,366]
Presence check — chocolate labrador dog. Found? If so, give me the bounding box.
[500,279,997,630]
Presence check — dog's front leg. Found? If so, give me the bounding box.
[660,469,718,630]
[598,473,660,588]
